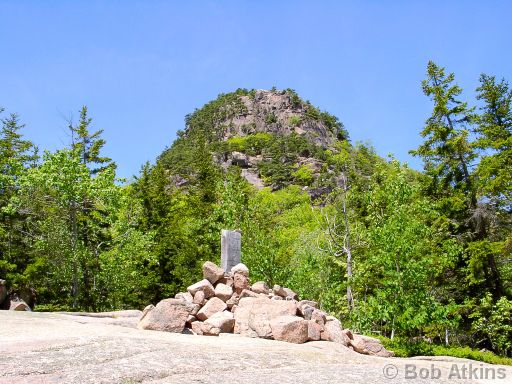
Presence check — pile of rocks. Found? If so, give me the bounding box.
[138,261,393,357]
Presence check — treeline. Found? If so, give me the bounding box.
[0,61,510,358]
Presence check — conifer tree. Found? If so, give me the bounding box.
[69,106,113,173]
[0,110,37,288]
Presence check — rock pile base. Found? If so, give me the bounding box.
[138,261,394,357]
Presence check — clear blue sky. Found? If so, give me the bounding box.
[1,1,511,179]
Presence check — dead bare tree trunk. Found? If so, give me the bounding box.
[322,171,355,312]
[340,172,354,311]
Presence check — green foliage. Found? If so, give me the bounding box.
[11,148,120,309]
[225,133,272,155]
[411,61,477,204]
[288,115,301,127]
[184,91,248,143]
[470,293,512,356]
[69,106,114,173]
[1,81,511,361]
[292,165,314,186]
[285,88,302,108]
[265,113,277,125]
[474,74,512,208]
[0,109,38,290]
[379,336,512,365]
[350,160,457,336]
[257,133,326,188]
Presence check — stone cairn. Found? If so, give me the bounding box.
[138,231,393,357]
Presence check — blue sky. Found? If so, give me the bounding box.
[1,1,510,179]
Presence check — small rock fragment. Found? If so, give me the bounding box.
[311,309,327,325]
[175,292,193,303]
[350,334,394,357]
[226,293,239,309]
[283,288,298,301]
[191,321,204,335]
[251,281,269,294]
[233,272,250,294]
[138,298,192,333]
[9,300,30,311]
[193,290,206,305]
[201,322,221,336]
[324,317,349,346]
[272,285,287,298]
[240,289,259,299]
[231,263,249,276]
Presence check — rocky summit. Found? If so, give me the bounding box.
[159,88,348,193]
[137,260,394,358]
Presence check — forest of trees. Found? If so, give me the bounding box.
[1,62,511,360]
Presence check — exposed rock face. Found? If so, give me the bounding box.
[219,90,338,149]
[138,299,192,333]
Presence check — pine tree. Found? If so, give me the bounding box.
[411,61,477,210]
[69,106,114,174]
[0,110,38,289]
[475,74,512,208]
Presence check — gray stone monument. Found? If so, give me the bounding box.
[221,230,241,272]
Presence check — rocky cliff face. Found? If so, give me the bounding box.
[213,89,342,149]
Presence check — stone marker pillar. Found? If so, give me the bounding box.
[221,230,241,272]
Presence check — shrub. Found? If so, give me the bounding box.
[265,113,278,125]
[292,165,314,186]
[289,115,301,127]
[377,336,512,366]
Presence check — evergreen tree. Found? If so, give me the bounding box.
[475,74,512,208]
[69,106,114,173]
[0,110,38,290]
[411,61,477,212]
